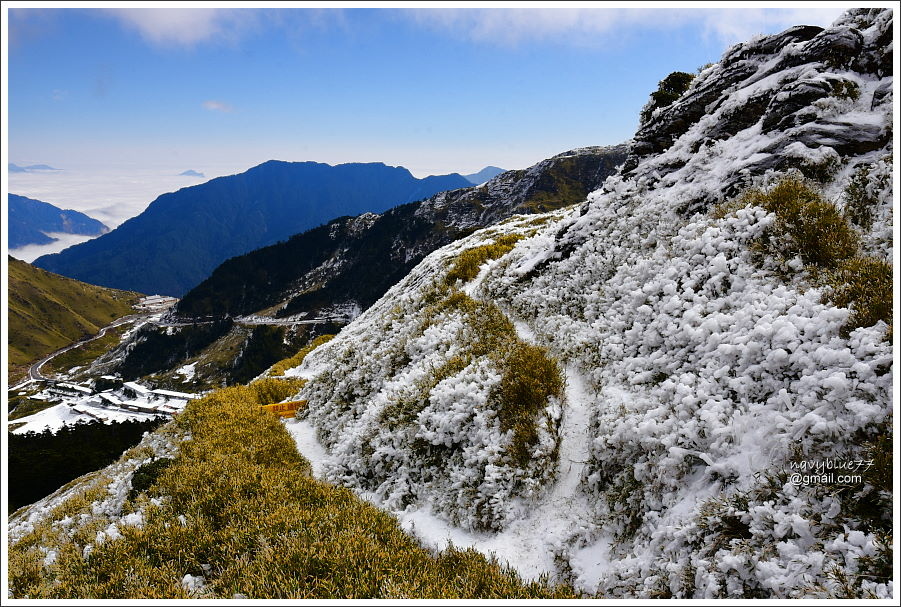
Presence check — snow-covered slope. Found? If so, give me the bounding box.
[288,9,893,598]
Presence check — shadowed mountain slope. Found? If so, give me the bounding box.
[174,145,627,321]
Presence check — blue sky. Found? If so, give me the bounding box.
[6,5,851,179]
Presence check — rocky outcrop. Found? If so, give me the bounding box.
[614,8,893,214]
[414,144,628,232]
[622,9,892,203]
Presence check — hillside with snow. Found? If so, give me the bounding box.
[288,9,894,598]
[7,8,894,600]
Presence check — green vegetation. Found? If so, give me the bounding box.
[46,323,132,376]
[516,156,611,212]
[831,426,893,538]
[8,418,166,512]
[8,379,576,598]
[796,154,841,183]
[639,71,695,124]
[245,376,307,406]
[444,235,523,285]
[843,158,892,229]
[742,178,859,267]
[7,394,56,421]
[128,458,174,501]
[230,326,294,384]
[115,320,235,381]
[831,78,861,101]
[696,494,753,552]
[825,256,893,338]
[269,334,335,376]
[728,177,891,339]
[496,343,565,469]
[7,256,140,383]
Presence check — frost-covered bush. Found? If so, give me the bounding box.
[843,157,893,230]
[735,178,891,340]
[742,177,858,268]
[297,228,565,531]
[825,256,892,338]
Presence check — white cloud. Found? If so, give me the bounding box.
[9,233,101,264]
[698,7,850,46]
[104,8,256,47]
[203,100,233,113]
[405,7,849,47]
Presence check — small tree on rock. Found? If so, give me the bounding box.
[639,71,695,125]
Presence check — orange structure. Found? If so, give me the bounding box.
[260,400,305,418]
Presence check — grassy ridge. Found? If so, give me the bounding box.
[7,256,140,382]
[8,377,576,599]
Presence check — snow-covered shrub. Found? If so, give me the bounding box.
[825,256,892,338]
[829,78,860,102]
[843,156,893,230]
[296,229,566,531]
[742,177,859,268]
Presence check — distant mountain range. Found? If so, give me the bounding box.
[8,194,109,249]
[33,161,473,297]
[464,166,505,185]
[175,145,626,322]
[179,170,205,177]
[9,163,62,173]
[110,145,625,387]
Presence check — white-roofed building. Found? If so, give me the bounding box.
[122,382,152,398]
[151,389,196,401]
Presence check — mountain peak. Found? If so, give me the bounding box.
[33,160,473,296]
[464,166,506,185]
[8,193,108,250]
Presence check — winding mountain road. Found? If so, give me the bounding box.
[151,315,346,328]
[26,313,148,382]
[11,312,347,391]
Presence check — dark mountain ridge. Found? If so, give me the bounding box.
[33,160,472,297]
[174,145,628,322]
[8,194,108,249]
[96,145,626,389]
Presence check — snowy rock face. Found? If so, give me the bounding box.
[623,9,892,213]
[294,9,892,598]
